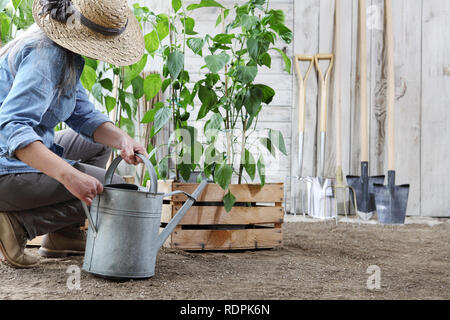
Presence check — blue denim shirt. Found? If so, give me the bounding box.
[0,40,111,175]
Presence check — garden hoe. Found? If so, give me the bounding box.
[373,0,410,225]
[346,0,385,221]
[308,53,336,221]
[291,54,315,216]
[330,0,358,220]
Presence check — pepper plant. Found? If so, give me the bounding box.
[178,0,292,211]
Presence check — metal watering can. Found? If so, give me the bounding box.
[81,153,207,279]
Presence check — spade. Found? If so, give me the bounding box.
[346,0,385,221]
[373,0,410,225]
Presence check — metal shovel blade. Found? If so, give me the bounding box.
[374,171,410,225]
[308,177,336,220]
[346,162,385,220]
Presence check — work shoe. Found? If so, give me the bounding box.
[0,212,39,268]
[38,226,87,258]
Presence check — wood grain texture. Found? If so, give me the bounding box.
[171,228,283,250]
[169,183,284,203]
[168,205,284,225]
[420,0,450,217]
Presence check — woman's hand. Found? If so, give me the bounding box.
[61,170,104,206]
[93,122,148,165]
[118,134,148,165]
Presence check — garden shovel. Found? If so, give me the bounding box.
[373,0,410,225]
[291,55,315,216]
[308,54,336,220]
[331,0,357,219]
[346,0,385,221]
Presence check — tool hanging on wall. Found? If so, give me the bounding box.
[330,0,358,219]
[346,0,385,221]
[373,0,410,225]
[291,55,315,216]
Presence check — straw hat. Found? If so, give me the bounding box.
[32,0,145,66]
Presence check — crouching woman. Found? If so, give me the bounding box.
[0,0,147,268]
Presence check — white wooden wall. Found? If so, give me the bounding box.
[138,0,450,217]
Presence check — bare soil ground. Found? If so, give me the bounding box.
[1,220,449,300]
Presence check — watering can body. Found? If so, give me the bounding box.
[82,154,207,279]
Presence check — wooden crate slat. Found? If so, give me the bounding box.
[171,228,283,250]
[171,205,284,225]
[170,183,284,203]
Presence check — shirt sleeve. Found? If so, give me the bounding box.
[0,45,60,159]
[64,81,113,143]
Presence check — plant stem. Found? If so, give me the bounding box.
[238,114,248,184]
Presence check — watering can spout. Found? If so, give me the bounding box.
[155,180,208,251]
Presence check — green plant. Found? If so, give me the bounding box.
[0,0,34,45]
[175,0,292,211]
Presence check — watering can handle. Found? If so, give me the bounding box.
[104,153,158,193]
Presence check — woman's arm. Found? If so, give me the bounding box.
[93,122,148,165]
[15,141,103,206]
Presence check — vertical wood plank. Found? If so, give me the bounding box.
[421,0,450,217]
[389,0,422,215]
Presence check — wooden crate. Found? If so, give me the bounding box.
[158,181,284,251]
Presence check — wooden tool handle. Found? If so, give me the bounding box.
[385,0,396,171]
[315,54,334,133]
[359,0,369,162]
[294,55,314,133]
[334,0,342,168]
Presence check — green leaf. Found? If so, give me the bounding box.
[269,129,287,156]
[260,137,276,157]
[257,155,266,186]
[120,116,135,138]
[223,191,236,213]
[154,106,172,133]
[141,102,164,124]
[105,96,116,113]
[167,51,185,79]
[271,48,291,74]
[204,52,230,73]
[235,65,257,84]
[84,57,98,71]
[99,78,113,91]
[247,38,270,61]
[187,0,224,11]
[187,37,204,56]
[123,54,148,88]
[254,84,275,104]
[213,33,234,44]
[156,15,170,40]
[215,163,233,190]
[181,17,198,35]
[131,76,144,99]
[143,73,162,100]
[91,83,103,104]
[244,86,263,116]
[259,52,272,68]
[158,157,169,179]
[240,14,258,30]
[215,8,230,26]
[172,0,182,12]
[145,30,160,55]
[243,149,256,180]
[80,65,96,91]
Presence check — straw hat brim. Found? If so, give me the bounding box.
[32,0,145,66]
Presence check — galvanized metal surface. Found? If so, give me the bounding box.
[82,154,207,279]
